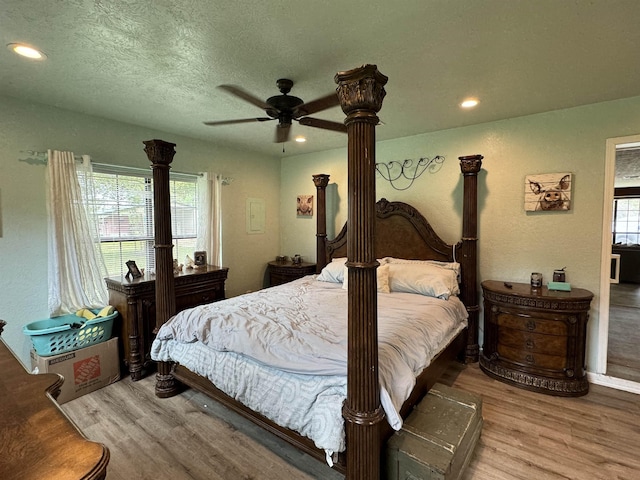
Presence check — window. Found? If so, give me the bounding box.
[613,196,640,245]
[80,165,199,277]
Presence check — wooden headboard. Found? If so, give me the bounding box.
[313,154,483,365]
[326,198,456,263]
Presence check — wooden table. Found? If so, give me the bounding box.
[0,321,109,479]
[480,280,593,396]
[267,260,316,286]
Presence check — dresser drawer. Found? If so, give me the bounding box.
[497,344,567,370]
[498,328,567,356]
[496,312,567,336]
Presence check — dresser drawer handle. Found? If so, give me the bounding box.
[525,339,535,349]
[525,354,535,364]
[525,320,536,331]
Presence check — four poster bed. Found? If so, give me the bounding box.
[143,65,483,480]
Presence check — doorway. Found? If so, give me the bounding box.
[595,134,640,393]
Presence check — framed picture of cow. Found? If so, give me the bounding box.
[524,172,572,212]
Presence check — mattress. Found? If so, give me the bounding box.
[151,275,468,458]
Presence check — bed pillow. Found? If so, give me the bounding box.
[381,257,461,276]
[342,264,390,293]
[316,257,347,283]
[387,262,460,299]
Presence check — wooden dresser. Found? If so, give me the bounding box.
[267,260,316,286]
[480,280,593,397]
[0,321,109,479]
[105,265,228,380]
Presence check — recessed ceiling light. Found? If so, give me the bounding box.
[295,136,307,143]
[8,43,47,60]
[460,98,479,109]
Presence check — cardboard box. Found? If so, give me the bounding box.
[30,337,120,404]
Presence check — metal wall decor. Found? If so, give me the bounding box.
[375,155,445,190]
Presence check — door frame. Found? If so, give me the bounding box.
[590,133,640,394]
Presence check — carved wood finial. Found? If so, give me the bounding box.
[334,64,388,122]
[143,139,176,167]
[459,154,483,175]
[312,173,330,188]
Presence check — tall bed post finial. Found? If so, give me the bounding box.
[313,174,330,273]
[335,64,388,480]
[144,139,179,397]
[459,154,483,363]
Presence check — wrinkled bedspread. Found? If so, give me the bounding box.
[151,275,467,455]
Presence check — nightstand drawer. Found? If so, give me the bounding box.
[497,344,566,370]
[497,313,567,336]
[498,328,567,356]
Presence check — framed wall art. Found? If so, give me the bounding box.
[524,172,572,212]
[296,194,313,216]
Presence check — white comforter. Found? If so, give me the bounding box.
[151,275,467,455]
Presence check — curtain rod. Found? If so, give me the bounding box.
[18,150,234,185]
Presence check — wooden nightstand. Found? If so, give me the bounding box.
[480,280,593,397]
[105,265,228,380]
[267,261,316,286]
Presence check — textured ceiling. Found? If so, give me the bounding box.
[3,1,640,158]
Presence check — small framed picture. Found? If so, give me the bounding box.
[297,194,313,216]
[125,260,143,279]
[194,251,207,266]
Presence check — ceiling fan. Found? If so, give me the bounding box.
[203,78,347,143]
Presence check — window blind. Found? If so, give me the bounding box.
[80,164,199,277]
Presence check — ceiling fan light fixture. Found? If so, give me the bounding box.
[460,98,479,109]
[295,136,307,143]
[8,43,46,60]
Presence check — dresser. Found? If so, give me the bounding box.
[105,265,228,380]
[0,320,109,479]
[480,280,593,397]
[267,260,316,286]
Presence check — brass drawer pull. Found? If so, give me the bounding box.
[525,320,536,331]
[525,339,535,349]
[525,354,535,364]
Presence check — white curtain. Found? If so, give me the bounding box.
[47,150,108,316]
[196,172,223,266]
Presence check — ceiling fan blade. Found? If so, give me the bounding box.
[218,85,272,111]
[298,117,347,133]
[203,117,274,126]
[294,92,340,117]
[275,123,291,143]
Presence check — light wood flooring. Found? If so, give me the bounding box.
[607,282,640,383]
[61,363,640,480]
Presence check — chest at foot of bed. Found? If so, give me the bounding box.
[386,383,483,480]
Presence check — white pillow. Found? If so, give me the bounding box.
[381,257,460,275]
[316,257,347,283]
[342,264,390,293]
[387,262,460,299]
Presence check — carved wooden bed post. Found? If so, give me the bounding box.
[335,64,388,480]
[313,173,330,273]
[458,154,483,363]
[143,139,178,397]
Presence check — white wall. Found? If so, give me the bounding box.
[280,95,640,372]
[0,95,281,366]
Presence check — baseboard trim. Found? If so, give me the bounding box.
[588,372,640,395]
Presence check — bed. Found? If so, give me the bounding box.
[143,65,483,479]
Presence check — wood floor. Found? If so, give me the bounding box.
[607,282,640,383]
[61,363,640,480]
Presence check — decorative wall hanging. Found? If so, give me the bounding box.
[375,155,445,191]
[525,172,572,211]
[297,194,313,216]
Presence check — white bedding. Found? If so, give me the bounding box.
[151,275,467,456]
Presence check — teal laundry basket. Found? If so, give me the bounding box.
[24,308,117,356]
